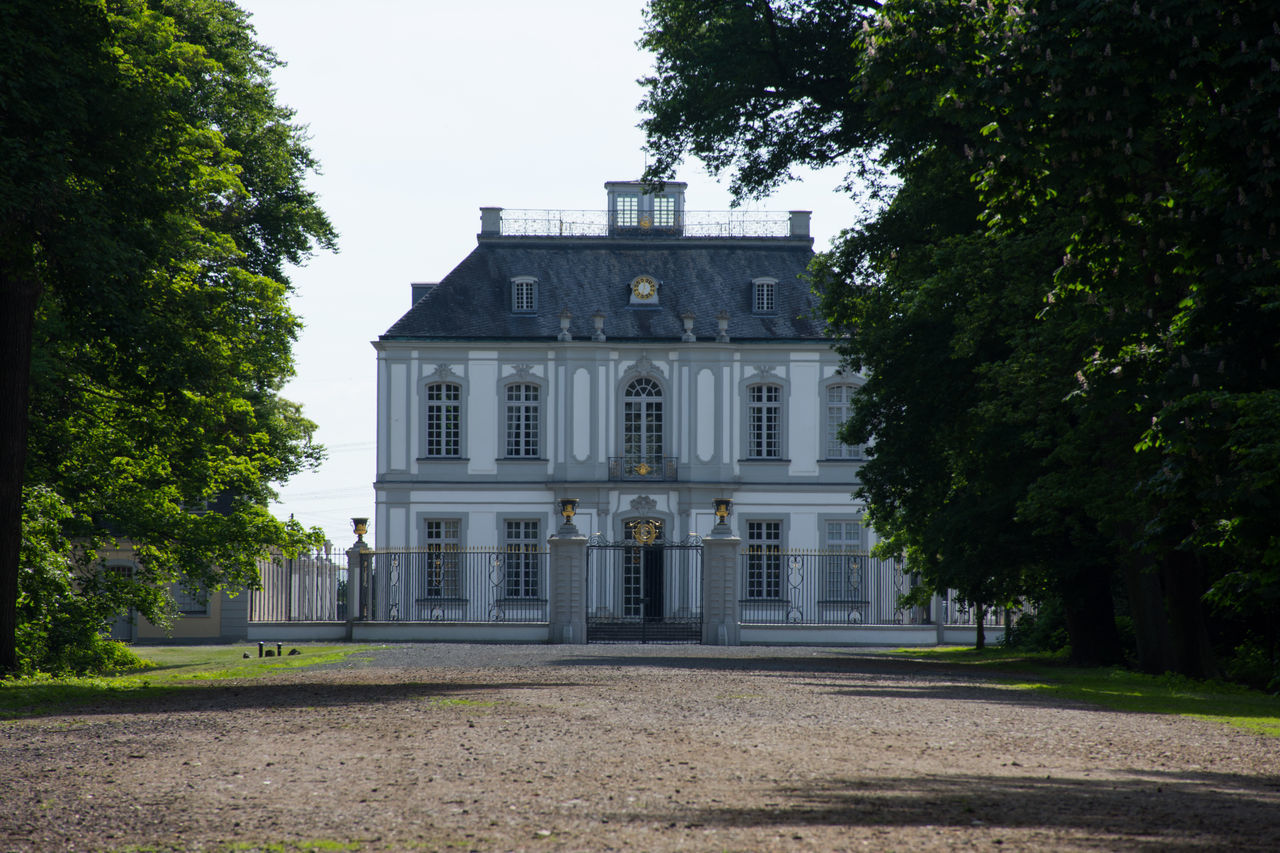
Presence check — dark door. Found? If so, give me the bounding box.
[642,546,664,620]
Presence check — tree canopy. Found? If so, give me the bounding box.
[1,0,336,674]
[641,0,1280,681]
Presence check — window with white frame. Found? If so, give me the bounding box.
[752,278,776,314]
[824,519,864,600]
[825,383,861,459]
[746,520,782,599]
[747,383,783,458]
[623,377,664,460]
[616,193,639,227]
[653,195,676,227]
[503,520,541,598]
[422,519,461,598]
[504,383,540,457]
[423,382,461,457]
[511,277,537,313]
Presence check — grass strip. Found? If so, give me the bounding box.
[0,644,380,720]
[892,646,1280,737]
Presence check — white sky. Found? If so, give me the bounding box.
[240,0,865,546]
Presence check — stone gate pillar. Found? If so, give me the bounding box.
[548,510,588,644]
[701,514,742,646]
[345,537,369,641]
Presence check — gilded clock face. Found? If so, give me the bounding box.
[630,275,657,300]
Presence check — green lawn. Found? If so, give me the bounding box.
[0,644,379,720]
[893,646,1280,737]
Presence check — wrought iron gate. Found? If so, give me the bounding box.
[586,536,702,643]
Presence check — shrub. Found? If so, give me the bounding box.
[16,487,148,676]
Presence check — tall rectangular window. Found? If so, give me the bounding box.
[423,382,461,457]
[504,520,541,598]
[616,194,639,226]
[748,383,782,458]
[653,195,676,227]
[505,383,540,457]
[825,384,860,458]
[422,519,460,598]
[746,520,782,599]
[824,520,864,600]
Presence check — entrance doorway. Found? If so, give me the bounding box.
[586,524,702,643]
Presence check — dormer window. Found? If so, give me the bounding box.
[511,276,537,313]
[753,277,777,314]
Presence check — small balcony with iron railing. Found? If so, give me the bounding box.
[608,455,678,481]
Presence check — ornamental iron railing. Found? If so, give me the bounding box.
[941,589,1006,627]
[496,209,793,239]
[608,455,678,481]
[365,548,549,623]
[739,550,925,626]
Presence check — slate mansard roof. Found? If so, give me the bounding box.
[380,234,824,343]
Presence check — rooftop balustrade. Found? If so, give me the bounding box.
[481,208,808,239]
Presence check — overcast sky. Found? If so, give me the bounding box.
[239,0,865,546]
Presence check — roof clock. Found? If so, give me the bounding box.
[629,274,659,305]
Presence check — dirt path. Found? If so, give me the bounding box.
[2,645,1278,852]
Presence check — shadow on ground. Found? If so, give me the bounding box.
[626,769,1280,851]
[0,678,583,720]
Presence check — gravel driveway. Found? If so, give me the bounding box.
[2,644,1277,851]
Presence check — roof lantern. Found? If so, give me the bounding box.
[605,180,687,237]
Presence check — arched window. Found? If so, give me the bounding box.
[623,377,663,460]
[423,382,461,457]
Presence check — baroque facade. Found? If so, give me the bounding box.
[373,181,870,563]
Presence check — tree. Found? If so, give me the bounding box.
[640,0,1280,678]
[1,0,336,674]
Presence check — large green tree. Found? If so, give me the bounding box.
[1,0,336,674]
[641,0,1280,678]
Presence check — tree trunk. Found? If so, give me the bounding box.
[1061,563,1125,666]
[974,602,986,650]
[0,260,40,675]
[1125,559,1175,674]
[1161,549,1217,679]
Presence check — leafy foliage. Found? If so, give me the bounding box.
[641,0,1280,680]
[15,487,148,676]
[1,0,336,672]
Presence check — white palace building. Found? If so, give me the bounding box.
[350,181,990,645]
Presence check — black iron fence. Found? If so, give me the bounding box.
[586,542,702,643]
[250,550,348,622]
[738,550,925,626]
[365,548,549,623]
[941,589,1007,627]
